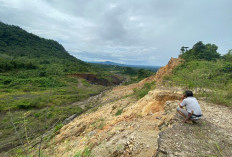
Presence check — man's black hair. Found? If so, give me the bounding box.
[184,90,193,97]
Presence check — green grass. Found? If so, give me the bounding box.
[0,73,106,154]
[91,118,105,130]
[0,104,86,156]
[0,74,105,111]
[207,88,232,106]
[163,60,232,106]
[115,109,123,116]
[133,81,156,99]
[53,123,64,133]
[0,63,151,155]
[82,147,91,157]
[74,147,91,157]
[74,151,82,157]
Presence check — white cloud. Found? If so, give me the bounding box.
[0,0,231,66]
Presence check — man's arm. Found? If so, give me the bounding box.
[179,104,184,108]
[183,111,193,123]
[179,95,185,108]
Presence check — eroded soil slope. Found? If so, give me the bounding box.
[27,57,232,157]
[40,87,183,157]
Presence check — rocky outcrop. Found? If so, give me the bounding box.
[137,57,183,86]
[154,57,183,83]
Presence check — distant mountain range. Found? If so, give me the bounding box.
[90,61,161,72]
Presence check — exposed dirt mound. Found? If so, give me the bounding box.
[131,57,182,87]
[154,57,183,83]
[110,57,183,95]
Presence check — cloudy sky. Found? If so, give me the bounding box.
[0,0,231,66]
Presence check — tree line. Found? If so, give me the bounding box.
[180,41,232,62]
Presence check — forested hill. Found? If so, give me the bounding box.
[0,22,95,73]
[0,22,74,60]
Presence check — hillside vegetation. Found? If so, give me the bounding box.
[0,22,107,153]
[0,22,107,111]
[164,41,232,106]
[91,63,156,85]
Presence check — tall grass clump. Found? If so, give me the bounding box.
[133,81,156,99]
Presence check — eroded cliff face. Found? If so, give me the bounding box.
[154,57,183,83]
[136,57,183,86]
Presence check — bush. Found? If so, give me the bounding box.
[53,123,64,133]
[222,50,232,62]
[39,71,47,77]
[82,147,91,157]
[222,63,232,73]
[73,147,91,157]
[133,82,156,99]
[138,69,153,79]
[74,152,82,157]
[16,97,47,110]
[115,109,123,116]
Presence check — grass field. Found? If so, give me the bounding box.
[0,72,106,153]
[163,60,232,106]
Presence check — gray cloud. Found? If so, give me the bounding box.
[0,0,231,66]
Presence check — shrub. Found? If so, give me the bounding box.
[53,123,64,133]
[115,109,123,116]
[82,147,91,157]
[74,151,82,157]
[133,82,156,99]
[17,101,36,110]
[73,147,91,157]
[39,71,47,77]
[222,63,232,73]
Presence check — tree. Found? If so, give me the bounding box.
[123,67,137,75]
[180,46,189,54]
[223,49,232,62]
[179,41,221,61]
[137,69,153,79]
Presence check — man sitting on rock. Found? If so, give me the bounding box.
[176,90,202,123]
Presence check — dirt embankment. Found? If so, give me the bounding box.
[138,57,183,85]
[28,57,232,157]
[154,57,183,83]
[38,87,183,157]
